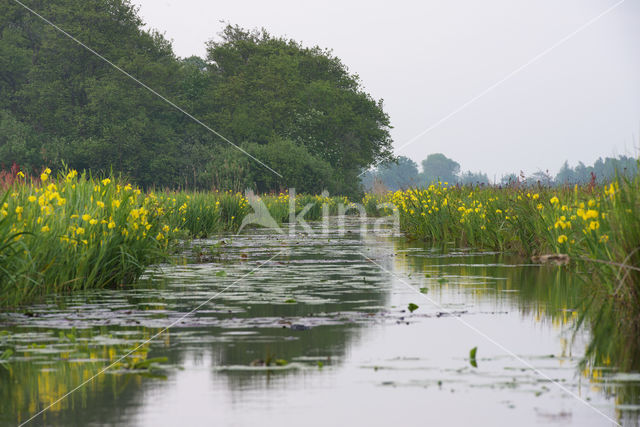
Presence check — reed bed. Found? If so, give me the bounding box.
[381,174,640,366]
[0,169,356,306]
[0,169,174,306]
[386,177,639,281]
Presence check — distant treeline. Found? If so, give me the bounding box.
[363,153,639,191]
[0,0,392,196]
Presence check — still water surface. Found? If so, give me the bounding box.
[1,218,638,426]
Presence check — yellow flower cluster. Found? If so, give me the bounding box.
[2,169,175,251]
[376,179,628,258]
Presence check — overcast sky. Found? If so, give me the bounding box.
[133,0,639,179]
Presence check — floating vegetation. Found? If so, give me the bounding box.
[114,356,169,371]
[469,346,478,368]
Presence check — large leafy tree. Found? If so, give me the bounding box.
[0,5,392,194]
[1,0,187,186]
[199,25,393,194]
[363,156,419,191]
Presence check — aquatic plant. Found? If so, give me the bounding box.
[387,171,640,368]
[0,169,175,306]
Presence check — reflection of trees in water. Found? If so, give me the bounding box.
[195,274,391,391]
[0,230,392,425]
[391,238,640,417]
[0,326,157,426]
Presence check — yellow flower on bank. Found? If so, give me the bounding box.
[28,196,36,203]
[41,225,50,232]
[82,214,92,222]
[586,209,598,220]
[557,235,568,244]
[101,178,111,186]
[76,227,85,235]
[550,196,559,205]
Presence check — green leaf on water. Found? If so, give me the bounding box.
[469,346,478,368]
[424,273,431,278]
[408,303,419,313]
[215,270,226,277]
[437,277,448,284]
[420,287,429,294]
[285,298,297,303]
[274,359,288,366]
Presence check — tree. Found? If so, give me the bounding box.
[0,6,392,195]
[555,161,576,185]
[370,156,419,191]
[459,170,490,186]
[500,173,518,186]
[420,153,460,184]
[554,156,638,185]
[199,25,393,194]
[1,0,186,187]
[0,110,43,170]
[528,170,554,186]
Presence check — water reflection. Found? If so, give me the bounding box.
[386,236,640,424]
[0,218,638,426]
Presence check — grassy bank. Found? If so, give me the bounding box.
[384,176,639,287]
[374,174,640,368]
[0,169,176,306]
[0,169,353,306]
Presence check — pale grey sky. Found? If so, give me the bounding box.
[133,0,639,179]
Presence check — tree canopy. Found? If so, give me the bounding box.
[0,2,392,195]
[363,153,638,190]
[361,156,419,191]
[420,153,460,184]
